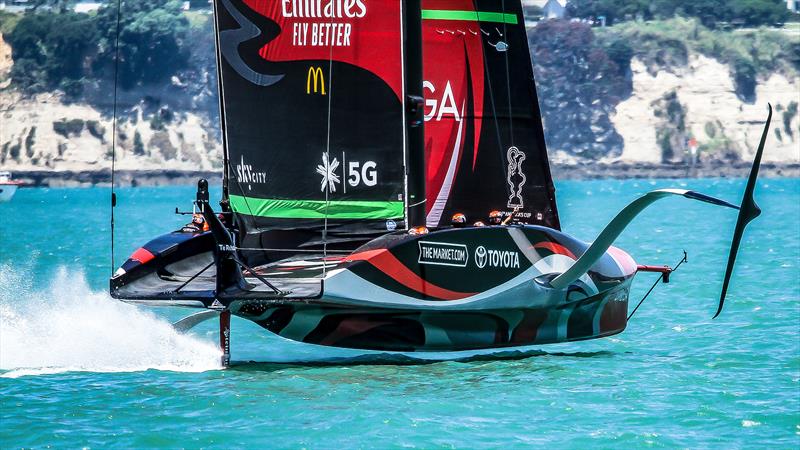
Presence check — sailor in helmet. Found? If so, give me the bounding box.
[182,213,210,233]
[451,213,467,228]
[408,226,429,235]
[488,210,503,226]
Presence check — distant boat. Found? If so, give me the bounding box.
[0,171,21,202]
[109,0,769,366]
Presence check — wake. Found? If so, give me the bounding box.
[0,265,221,378]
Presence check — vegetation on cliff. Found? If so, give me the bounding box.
[529,20,630,158]
[0,2,797,168]
[567,0,794,28]
[1,0,213,99]
[533,16,798,159]
[598,18,799,102]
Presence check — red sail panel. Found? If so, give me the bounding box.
[422,0,485,226]
[243,0,402,100]
[421,0,560,230]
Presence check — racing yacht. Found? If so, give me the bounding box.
[110,0,769,365]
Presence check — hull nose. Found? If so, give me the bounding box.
[607,246,638,278]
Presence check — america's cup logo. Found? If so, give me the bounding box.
[507,146,526,208]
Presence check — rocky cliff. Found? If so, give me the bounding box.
[1,22,798,177]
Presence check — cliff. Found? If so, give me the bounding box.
[1,18,798,182]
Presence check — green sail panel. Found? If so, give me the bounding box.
[420,9,518,24]
[229,196,404,220]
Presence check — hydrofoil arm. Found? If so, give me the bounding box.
[549,189,738,290]
[550,105,771,319]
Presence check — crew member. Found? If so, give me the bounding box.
[182,213,209,233]
[488,210,503,226]
[473,221,486,227]
[451,213,467,228]
[408,226,429,235]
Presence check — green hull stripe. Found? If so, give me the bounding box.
[421,10,518,24]
[230,195,404,220]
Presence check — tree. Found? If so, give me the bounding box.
[678,0,728,27]
[28,0,75,13]
[566,0,650,25]
[530,20,628,157]
[571,0,790,28]
[6,12,98,94]
[730,0,789,26]
[94,0,190,89]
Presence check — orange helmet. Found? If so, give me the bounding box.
[191,214,210,231]
[408,226,430,235]
[451,213,467,227]
[488,210,503,225]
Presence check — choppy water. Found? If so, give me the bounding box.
[1,178,798,447]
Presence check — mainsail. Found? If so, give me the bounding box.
[212,0,559,265]
[421,0,560,229]
[213,0,408,263]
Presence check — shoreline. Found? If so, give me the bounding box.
[6,162,800,187]
[549,161,800,180]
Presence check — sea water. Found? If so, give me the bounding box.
[0,178,798,447]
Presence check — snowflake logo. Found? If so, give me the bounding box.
[316,152,340,193]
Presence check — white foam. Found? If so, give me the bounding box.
[0,265,221,378]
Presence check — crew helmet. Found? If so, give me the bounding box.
[488,210,503,225]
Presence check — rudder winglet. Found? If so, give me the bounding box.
[714,104,771,318]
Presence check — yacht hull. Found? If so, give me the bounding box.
[111,225,637,352]
[232,287,630,352]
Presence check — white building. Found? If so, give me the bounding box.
[0,0,32,13]
[524,0,567,20]
[74,1,104,13]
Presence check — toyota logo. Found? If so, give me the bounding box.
[475,246,487,268]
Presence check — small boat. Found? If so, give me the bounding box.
[0,171,22,202]
[110,0,770,365]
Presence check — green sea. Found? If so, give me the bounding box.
[1,178,798,448]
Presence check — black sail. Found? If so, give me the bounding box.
[213,0,408,264]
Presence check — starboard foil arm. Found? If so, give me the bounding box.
[550,106,772,319]
[548,189,738,291]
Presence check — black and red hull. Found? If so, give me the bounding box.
[111,224,636,353]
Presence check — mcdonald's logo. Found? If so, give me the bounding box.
[306,66,326,95]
